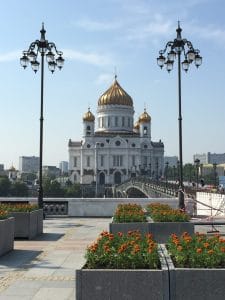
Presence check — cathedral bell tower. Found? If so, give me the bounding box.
[82,108,95,137]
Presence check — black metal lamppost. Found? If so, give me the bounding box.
[20,23,64,208]
[194,159,200,189]
[157,22,202,209]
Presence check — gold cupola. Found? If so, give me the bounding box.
[138,109,151,123]
[83,108,95,122]
[98,76,133,107]
[134,121,140,130]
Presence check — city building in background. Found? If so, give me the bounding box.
[164,156,178,168]
[193,152,225,165]
[68,77,164,186]
[42,166,61,178]
[59,161,69,174]
[19,156,39,173]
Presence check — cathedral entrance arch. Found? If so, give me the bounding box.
[114,171,121,184]
[99,172,105,185]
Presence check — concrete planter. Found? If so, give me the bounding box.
[109,217,149,235]
[0,217,14,256]
[76,246,169,300]
[148,218,194,243]
[161,245,225,300]
[9,209,43,239]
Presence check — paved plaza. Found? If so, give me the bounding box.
[0,217,225,299]
[0,217,110,300]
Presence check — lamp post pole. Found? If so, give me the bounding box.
[157,22,202,209]
[195,159,200,190]
[20,24,64,208]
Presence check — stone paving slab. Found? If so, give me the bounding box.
[0,217,110,300]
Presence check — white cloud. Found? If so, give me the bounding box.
[74,18,121,31]
[0,50,21,62]
[63,49,113,66]
[95,73,114,85]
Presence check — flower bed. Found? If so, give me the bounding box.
[113,203,147,223]
[76,230,169,300]
[0,204,43,239]
[110,203,148,235]
[161,233,225,300]
[0,210,14,256]
[146,203,190,222]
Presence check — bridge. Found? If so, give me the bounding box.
[114,176,180,198]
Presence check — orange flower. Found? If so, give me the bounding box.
[220,247,225,253]
[103,245,110,253]
[177,245,183,251]
[117,232,123,237]
[203,242,210,248]
[208,249,214,255]
[118,243,128,253]
[196,248,202,253]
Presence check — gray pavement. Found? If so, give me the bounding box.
[0,217,110,300]
[0,217,225,300]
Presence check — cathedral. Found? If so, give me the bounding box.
[68,77,164,188]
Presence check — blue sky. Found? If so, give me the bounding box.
[0,0,224,169]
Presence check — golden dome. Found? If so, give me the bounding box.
[98,77,133,107]
[83,108,95,122]
[138,109,151,123]
[134,121,140,130]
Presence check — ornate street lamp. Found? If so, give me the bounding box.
[157,22,202,209]
[20,24,64,208]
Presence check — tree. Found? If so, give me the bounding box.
[64,183,81,197]
[43,179,64,197]
[10,181,29,197]
[0,176,11,196]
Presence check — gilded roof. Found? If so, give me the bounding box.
[98,78,133,107]
[138,109,151,123]
[83,108,95,122]
[134,121,140,129]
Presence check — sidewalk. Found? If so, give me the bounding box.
[0,217,110,300]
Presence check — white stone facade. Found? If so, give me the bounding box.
[68,78,164,186]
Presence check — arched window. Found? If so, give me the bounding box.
[86,125,91,136]
[114,172,121,184]
[144,126,148,135]
[99,172,105,185]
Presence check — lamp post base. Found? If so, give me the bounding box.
[178,189,185,210]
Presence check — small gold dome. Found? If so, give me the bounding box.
[83,108,95,122]
[98,77,133,107]
[134,121,140,130]
[138,109,151,123]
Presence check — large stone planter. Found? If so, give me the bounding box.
[9,209,43,239]
[109,217,149,235]
[148,218,194,243]
[0,217,14,256]
[76,246,169,300]
[161,245,225,300]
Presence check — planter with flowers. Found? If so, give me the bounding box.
[162,232,225,300]
[147,203,194,243]
[0,209,14,256]
[76,230,169,300]
[0,204,43,239]
[109,203,149,235]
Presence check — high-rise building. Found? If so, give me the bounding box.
[59,161,69,174]
[68,77,164,185]
[193,152,225,165]
[19,156,39,173]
